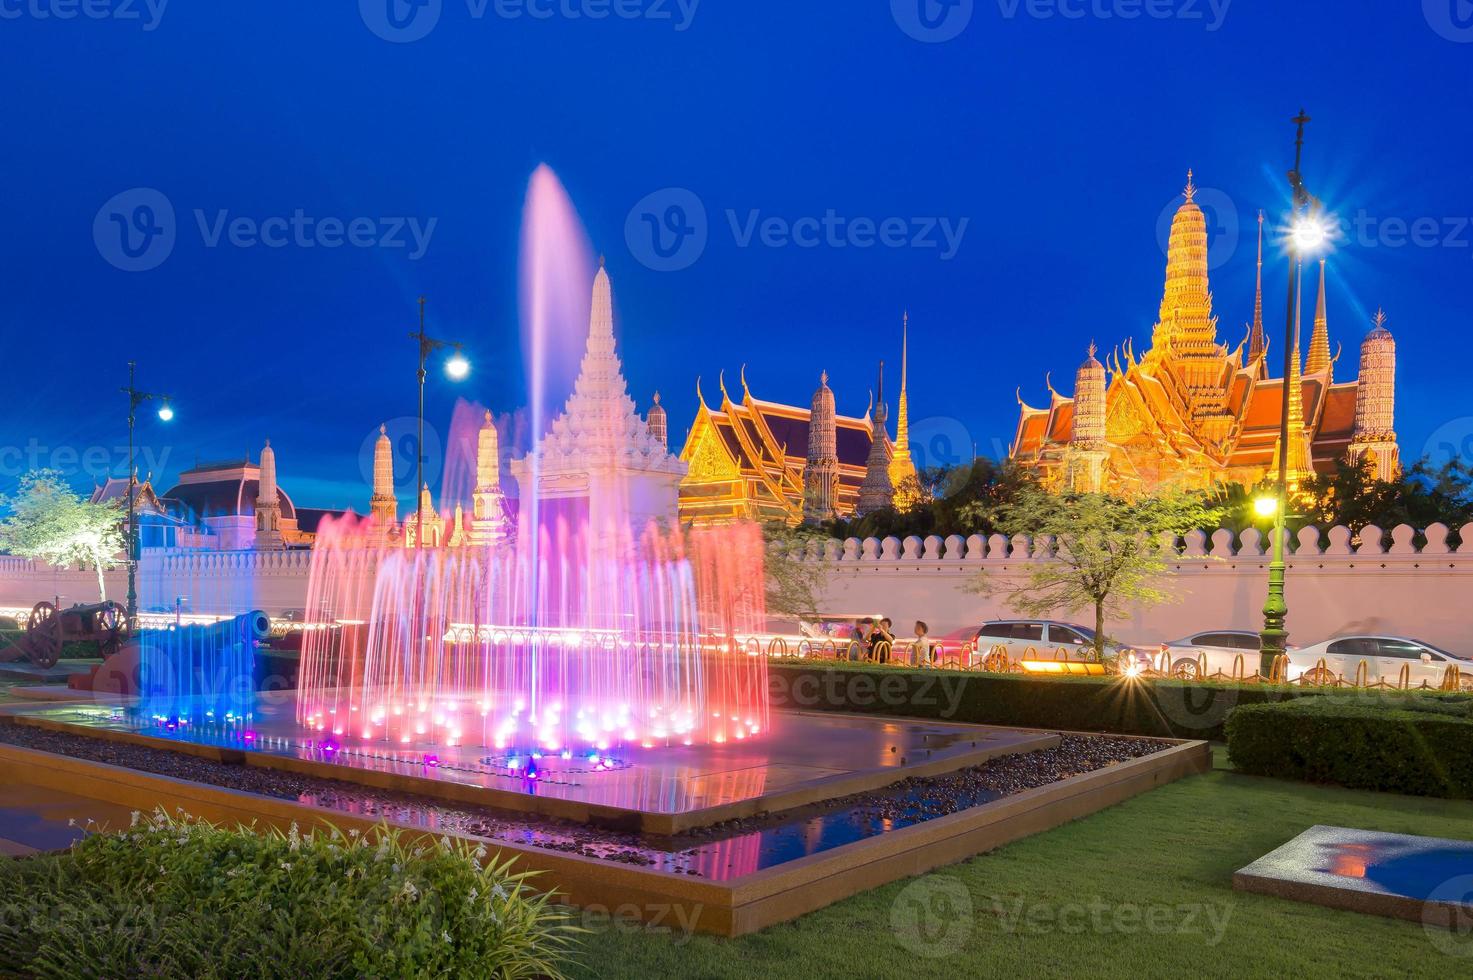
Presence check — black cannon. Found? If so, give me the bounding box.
[21,599,130,668]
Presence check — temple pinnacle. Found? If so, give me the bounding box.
[1183,169,1196,203]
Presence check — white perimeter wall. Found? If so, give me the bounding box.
[2,520,1470,654]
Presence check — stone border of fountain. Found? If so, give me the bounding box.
[1,705,1060,835]
[0,729,1210,936]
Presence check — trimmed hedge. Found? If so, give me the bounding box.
[766,663,1324,740]
[1225,694,1473,798]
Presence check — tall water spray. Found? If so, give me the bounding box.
[296,168,769,753]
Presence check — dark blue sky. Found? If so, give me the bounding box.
[2,1,1470,510]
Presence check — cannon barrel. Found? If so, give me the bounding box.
[136,610,271,717]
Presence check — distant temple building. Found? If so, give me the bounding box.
[1012,174,1400,494]
[392,410,513,548]
[92,442,340,551]
[678,317,916,526]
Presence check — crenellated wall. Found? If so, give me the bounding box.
[2,522,1470,653]
[0,549,320,621]
[778,522,1473,653]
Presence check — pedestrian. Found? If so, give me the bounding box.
[912,620,936,666]
[873,617,895,664]
[851,618,874,662]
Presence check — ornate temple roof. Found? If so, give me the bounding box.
[1011,169,1398,491]
[678,373,875,524]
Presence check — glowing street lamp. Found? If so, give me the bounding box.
[122,362,175,626]
[444,352,471,381]
[409,297,469,547]
[1261,108,1336,678]
[1290,212,1332,254]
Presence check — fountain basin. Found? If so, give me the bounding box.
[3,697,1054,834]
[0,714,1208,936]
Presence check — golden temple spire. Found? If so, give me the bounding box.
[1306,259,1332,378]
[1151,169,1218,357]
[895,312,911,455]
[1274,261,1313,487]
[1248,210,1266,367]
[1350,309,1399,480]
[889,314,920,511]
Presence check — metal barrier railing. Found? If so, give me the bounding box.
[756,636,1472,693]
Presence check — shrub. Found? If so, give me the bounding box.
[0,810,581,979]
[767,662,1324,739]
[1225,694,1473,798]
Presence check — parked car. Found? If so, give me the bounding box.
[1158,629,1272,679]
[971,620,1139,669]
[1289,635,1473,689]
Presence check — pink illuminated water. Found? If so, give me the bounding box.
[296,167,769,753]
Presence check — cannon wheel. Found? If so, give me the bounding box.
[95,602,128,659]
[25,601,62,669]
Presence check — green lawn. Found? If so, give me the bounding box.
[572,748,1472,979]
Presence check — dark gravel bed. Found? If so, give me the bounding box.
[0,721,1174,876]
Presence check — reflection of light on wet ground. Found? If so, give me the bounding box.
[0,783,133,855]
[295,772,1004,881]
[15,699,1025,818]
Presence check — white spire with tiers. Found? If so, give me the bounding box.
[512,262,687,534]
[524,263,686,477]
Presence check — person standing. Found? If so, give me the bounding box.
[873,617,895,665]
[912,621,936,667]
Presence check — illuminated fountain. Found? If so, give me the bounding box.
[295,167,770,755]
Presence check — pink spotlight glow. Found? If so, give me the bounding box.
[294,167,769,753]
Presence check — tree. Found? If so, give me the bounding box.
[826,458,1039,541]
[760,521,830,625]
[1213,457,1473,548]
[963,486,1223,661]
[0,470,125,602]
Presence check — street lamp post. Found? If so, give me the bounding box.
[1259,108,1324,678]
[121,361,174,627]
[409,297,469,548]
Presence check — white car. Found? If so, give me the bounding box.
[1158,629,1270,679]
[972,620,1138,669]
[1289,635,1473,689]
